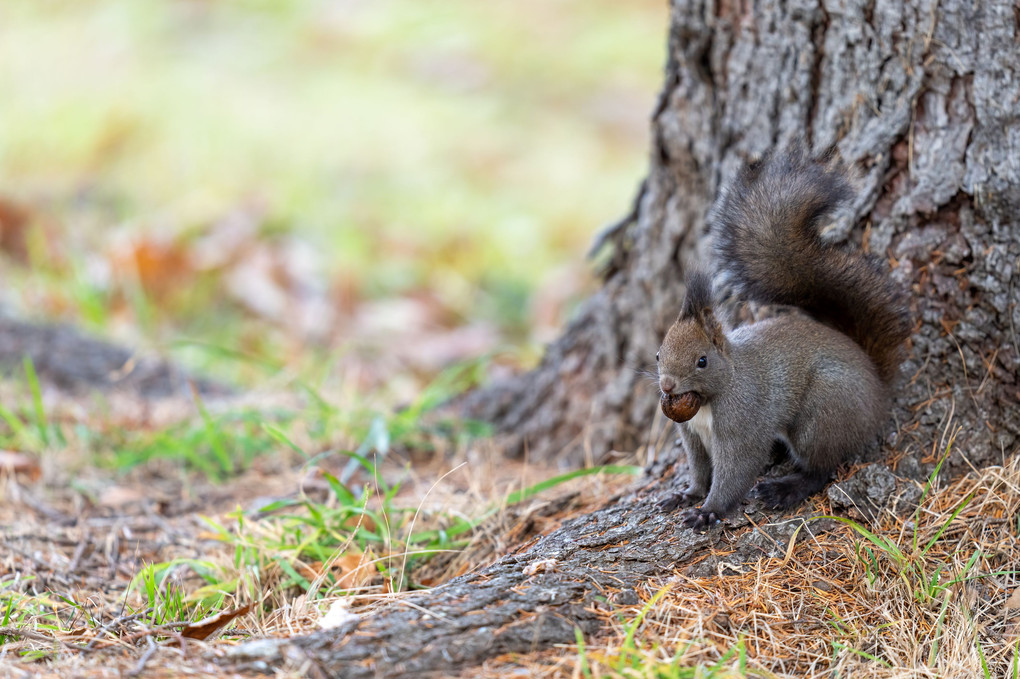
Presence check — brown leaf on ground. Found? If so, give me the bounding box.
[0,196,32,263]
[308,549,378,591]
[0,450,41,481]
[98,484,148,508]
[180,603,253,640]
[1005,586,1020,611]
[109,236,194,302]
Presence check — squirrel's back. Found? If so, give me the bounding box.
[711,148,911,385]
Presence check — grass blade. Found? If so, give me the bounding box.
[504,465,641,506]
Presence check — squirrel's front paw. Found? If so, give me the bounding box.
[680,507,720,531]
[657,492,700,512]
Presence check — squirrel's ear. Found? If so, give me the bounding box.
[700,307,726,349]
[679,269,713,321]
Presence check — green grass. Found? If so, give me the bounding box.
[823,441,990,608]
[201,456,641,597]
[104,358,491,478]
[0,358,66,453]
[818,439,1018,674]
[130,559,231,628]
[0,351,491,480]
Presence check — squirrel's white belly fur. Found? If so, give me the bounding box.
[688,404,713,451]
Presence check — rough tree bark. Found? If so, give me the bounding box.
[221,0,1019,675]
[465,0,1019,470]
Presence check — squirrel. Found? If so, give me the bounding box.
[655,148,911,530]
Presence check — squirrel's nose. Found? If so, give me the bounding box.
[660,375,676,394]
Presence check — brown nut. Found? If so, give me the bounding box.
[660,391,701,423]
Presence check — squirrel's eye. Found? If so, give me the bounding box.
[655,351,660,362]
[697,356,707,368]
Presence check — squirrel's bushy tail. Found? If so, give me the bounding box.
[712,148,911,385]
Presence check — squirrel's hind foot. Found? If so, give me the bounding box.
[755,470,830,509]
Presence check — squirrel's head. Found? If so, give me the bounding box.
[657,269,729,405]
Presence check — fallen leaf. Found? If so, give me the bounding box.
[1005,586,1020,611]
[180,603,252,640]
[308,549,377,590]
[110,235,194,301]
[0,197,32,263]
[0,450,41,481]
[98,485,146,508]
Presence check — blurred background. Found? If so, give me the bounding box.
[0,0,666,398]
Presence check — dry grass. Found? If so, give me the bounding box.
[538,454,1020,679]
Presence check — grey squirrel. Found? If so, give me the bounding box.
[656,148,911,529]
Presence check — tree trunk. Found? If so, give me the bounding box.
[221,0,1019,674]
[464,0,1019,471]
